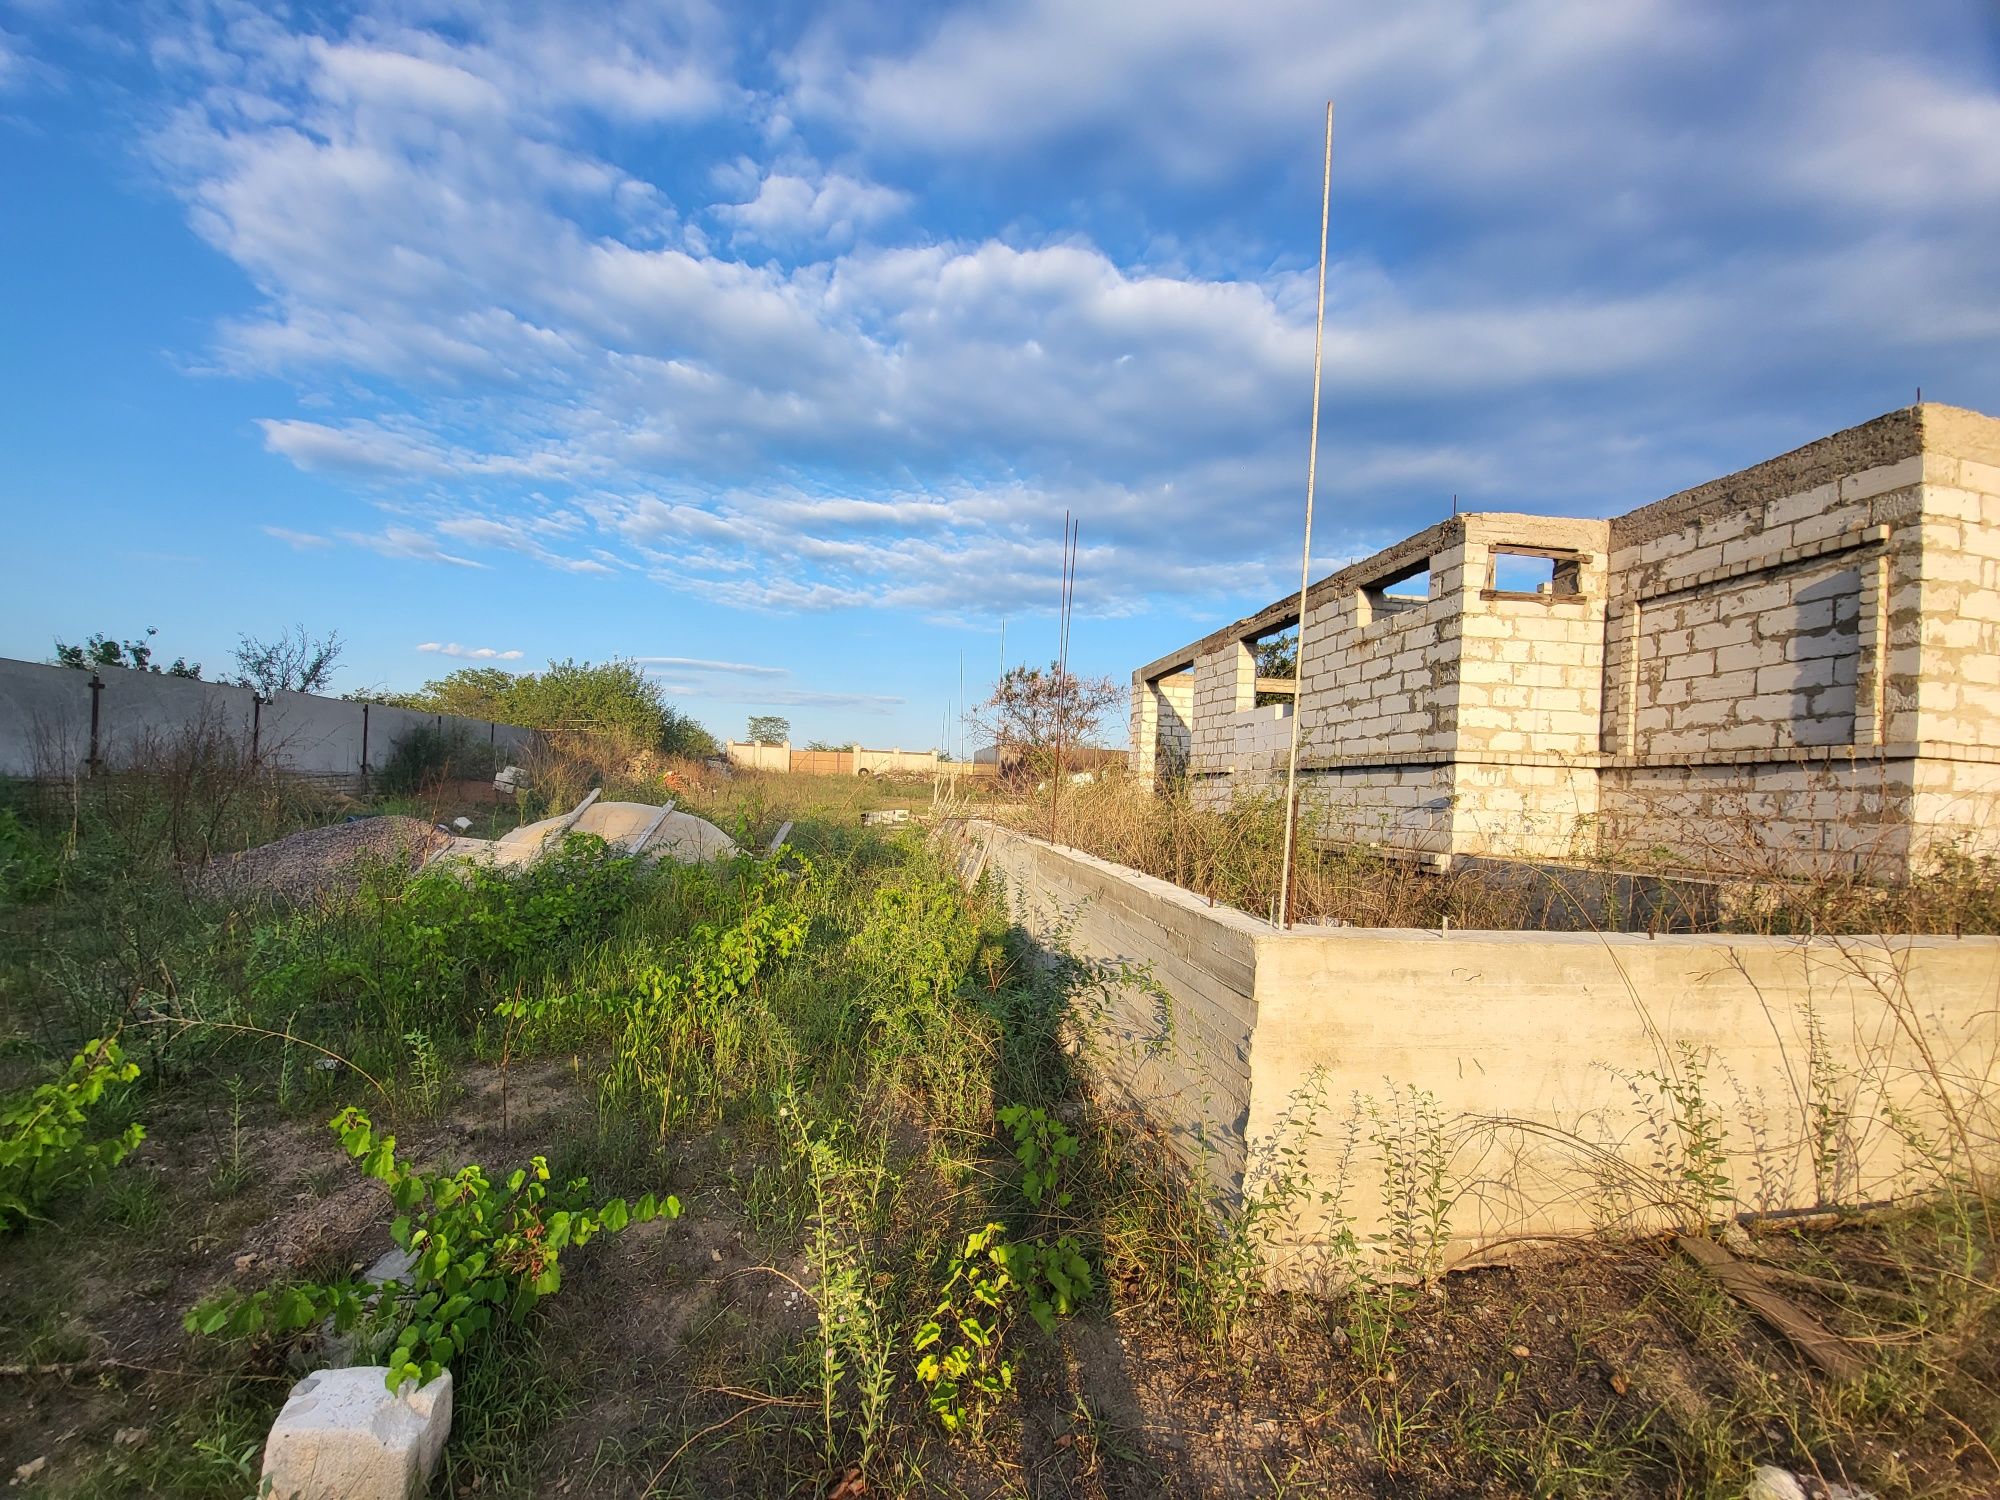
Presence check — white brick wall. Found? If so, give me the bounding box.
[1139,406,2000,878]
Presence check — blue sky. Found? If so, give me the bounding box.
[3,1,1997,752]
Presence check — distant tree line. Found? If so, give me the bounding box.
[53,624,343,696]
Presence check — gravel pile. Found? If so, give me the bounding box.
[202,816,448,903]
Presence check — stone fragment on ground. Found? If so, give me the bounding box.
[261,1366,451,1500]
[1747,1464,1877,1500]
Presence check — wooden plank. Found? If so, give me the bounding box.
[625,799,678,856]
[548,786,601,841]
[1674,1234,1866,1380]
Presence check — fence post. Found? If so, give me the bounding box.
[251,695,263,768]
[86,674,104,776]
[361,703,370,777]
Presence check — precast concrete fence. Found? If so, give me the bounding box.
[0,656,540,785]
[723,739,992,777]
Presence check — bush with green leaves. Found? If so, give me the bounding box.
[252,832,640,1036]
[600,856,813,1136]
[1,1038,144,1230]
[912,1222,1018,1435]
[187,1107,678,1390]
[371,657,716,759]
[0,807,60,906]
[374,724,499,798]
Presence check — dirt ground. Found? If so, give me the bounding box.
[7,1054,1989,1499]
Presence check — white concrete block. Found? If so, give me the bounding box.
[262,1367,453,1500]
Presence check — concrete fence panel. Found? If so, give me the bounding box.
[0,655,542,784]
[0,659,96,776]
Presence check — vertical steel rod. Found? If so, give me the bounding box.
[1276,101,1335,930]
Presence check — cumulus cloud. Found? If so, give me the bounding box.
[714,163,910,246]
[417,642,525,660]
[70,0,2000,626]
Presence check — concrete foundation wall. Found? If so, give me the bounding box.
[1133,404,2000,879]
[956,821,2000,1281]
[0,657,540,783]
[953,820,1261,1201]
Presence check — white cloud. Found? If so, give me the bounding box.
[714,165,909,246]
[340,526,485,568]
[109,0,2000,624]
[261,525,333,548]
[634,655,789,677]
[417,642,525,660]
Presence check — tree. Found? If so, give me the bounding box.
[964,663,1122,776]
[1252,628,1298,708]
[400,667,518,720]
[53,627,200,679]
[746,715,790,746]
[377,658,717,758]
[1253,630,1297,678]
[233,626,343,697]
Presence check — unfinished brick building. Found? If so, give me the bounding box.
[1130,403,2000,879]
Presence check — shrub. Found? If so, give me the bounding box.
[252,832,641,1036]
[375,724,500,798]
[187,1107,677,1389]
[0,1038,144,1230]
[0,807,60,905]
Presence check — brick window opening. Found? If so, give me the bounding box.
[1487,547,1583,599]
[1249,622,1298,708]
[1358,559,1432,624]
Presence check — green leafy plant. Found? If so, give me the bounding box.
[994,1104,1096,1334]
[0,1037,144,1230]
[1635,1042,1734,1228]
[253,832,640,1036]
[402,1029,449,1119]
[997,1103,1081,1209]
[913,1222,1018,1435]
[785,1096,895,1475]
[186,1108,677,1390]
[997,1233,1094,1336]
[0,808,60,905]
[601,858,812,1137]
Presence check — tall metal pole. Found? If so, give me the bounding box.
[1276,101,1334,930]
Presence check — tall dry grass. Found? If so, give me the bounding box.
[1001,779,1540,929]
[1004,778,2000,936]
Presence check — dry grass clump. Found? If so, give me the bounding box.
[14,710,342,879]
[1005,779,1539,929]
[1004,779,2000,936]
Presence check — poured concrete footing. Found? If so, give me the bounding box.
[950,818,2000,1284]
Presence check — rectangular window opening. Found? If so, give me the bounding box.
[1359,558,1432,624]
[1249,621,1298,707]
[1487,547,1582,599]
